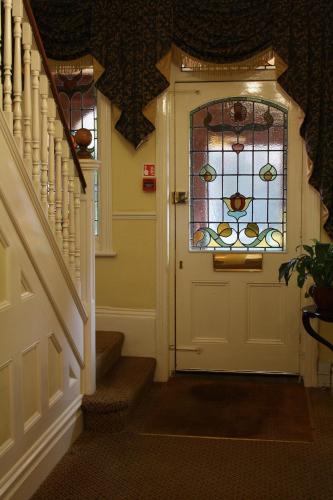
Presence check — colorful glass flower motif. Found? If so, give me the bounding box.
[263,110,274,127]
[193,229,210,248]
[223,192,253,220]
[233,102,247,122]
[217,222,232,237]
[199,164,217,182]
[245,223,259,238]
[259,163,277,181]
[204,101,274,134]
[231,142,244,154]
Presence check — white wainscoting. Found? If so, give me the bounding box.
[96,306,159,375]
[0,396,82,500]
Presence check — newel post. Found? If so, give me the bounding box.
[76,129,99,395]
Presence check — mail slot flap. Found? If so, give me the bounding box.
[213,253,263,271]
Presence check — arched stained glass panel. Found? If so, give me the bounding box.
[189,98,287,252]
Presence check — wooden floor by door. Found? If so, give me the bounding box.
[175,81,303,373]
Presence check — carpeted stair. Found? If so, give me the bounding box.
[82,331,156,432]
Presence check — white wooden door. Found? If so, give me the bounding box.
[175,81,303,373]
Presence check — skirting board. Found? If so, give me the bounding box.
[96,306,158,374]
[317,361,333,388]
[0,396,83,500]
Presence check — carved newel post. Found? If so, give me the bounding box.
[74,128,100,395]
[75,128,93,159]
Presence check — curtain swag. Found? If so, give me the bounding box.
[31,0,333,237]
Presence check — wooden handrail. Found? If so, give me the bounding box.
[23,0,87,192]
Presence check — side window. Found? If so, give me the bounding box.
[54,69,99,236]
[53,67,114,255]
[190,98,287,252]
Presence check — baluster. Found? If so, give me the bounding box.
[61,140,69,261]
[23,23,32,173]
[31,50,41,194]
[47,98,56,231]
[40,75,49,212]
[3,0,13,126]
[54,120,63,246]
[68,160,76,275]
[0,0,3,107]
[13,0,23,148]
[74,177,81,295]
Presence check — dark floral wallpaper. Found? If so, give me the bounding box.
[31,0,333,237]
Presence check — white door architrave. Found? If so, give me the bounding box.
[155,64,320,386]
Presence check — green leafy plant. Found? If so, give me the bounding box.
[278,241,333,295]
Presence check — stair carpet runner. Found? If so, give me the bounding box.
[82,332,156,432]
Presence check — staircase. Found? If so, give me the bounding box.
[82,332,156,432]
[0,0,156,495]
[0,1,98,498]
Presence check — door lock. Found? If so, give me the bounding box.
[173,191,188,204]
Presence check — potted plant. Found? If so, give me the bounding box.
[278,241,333,311]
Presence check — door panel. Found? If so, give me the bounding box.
[175,81,302,373]
[191,281,230,343]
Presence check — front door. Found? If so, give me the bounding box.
[175,81,303,373]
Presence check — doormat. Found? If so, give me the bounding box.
[137,375,313,442]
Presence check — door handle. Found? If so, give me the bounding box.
[173,191,188,204]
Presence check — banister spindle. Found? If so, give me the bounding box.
[55,120,63,247]
[68,160,76,275]
[74,177,81,295]
[22,22,32,173]
[13,0,23,148]
[40,75,49,212]
[61,140,70,262]
[0,0,3,107]
[3,0,13,126]
[47,98,56,231]
[31,50,41,194]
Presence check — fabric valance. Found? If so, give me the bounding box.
[31,0,333,237]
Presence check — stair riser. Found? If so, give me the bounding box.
[96,340,123,383]
[83,365,155,433]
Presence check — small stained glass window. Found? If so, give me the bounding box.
[190,98,287,252]
[54,69,99,236]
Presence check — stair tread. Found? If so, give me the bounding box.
[95,331,124,383]
[83,356,156,414]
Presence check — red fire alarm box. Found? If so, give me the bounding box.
[143,177,156,192]
[143,163,156,192]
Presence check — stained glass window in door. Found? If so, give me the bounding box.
[190,98,287,252]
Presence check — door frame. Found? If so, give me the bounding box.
[155,65,320,386]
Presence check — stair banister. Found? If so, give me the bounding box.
[0,1,101,495]
[3,0,13,119]
[22,0,86,192]
[22,21,32,171]
[0,0,98,390]
[13,0,23,148]
[20,7,98,392]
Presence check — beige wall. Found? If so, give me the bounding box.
[96,219,156,308]
[111,128,156,213]
[95,122,156,309]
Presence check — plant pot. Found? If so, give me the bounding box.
[310,286,333,312]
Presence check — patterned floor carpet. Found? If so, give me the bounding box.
[32,387,333,500]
